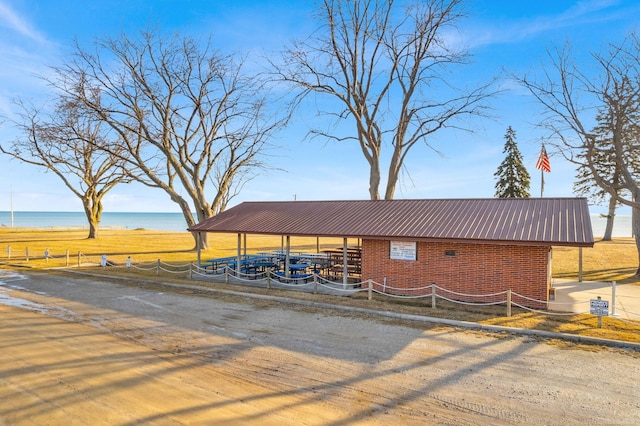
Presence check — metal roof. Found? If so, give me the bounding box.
[189,198,594,247]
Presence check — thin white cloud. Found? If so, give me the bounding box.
[459,0,637,49]
[0,1,47,44]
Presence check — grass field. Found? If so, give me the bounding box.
[1,227,638,282]
[1,227,639,344]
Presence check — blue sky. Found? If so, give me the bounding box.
[1,0,639,214]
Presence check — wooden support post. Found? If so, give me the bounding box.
[431,283,436,309]
[507,289,512,317]
[66,249,69,267]
[368,279,372,301]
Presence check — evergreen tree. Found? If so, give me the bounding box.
[494,127,531,198]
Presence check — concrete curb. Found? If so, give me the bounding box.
[57,269,640,351]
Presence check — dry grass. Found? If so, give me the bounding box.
[553,238,640,283]
[1,227,639,345]
[0,228,352,267]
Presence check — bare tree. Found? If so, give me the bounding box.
[0,94,129,239]
[273,0,493,200]
[518,35,640,275]
[54,31,289,248]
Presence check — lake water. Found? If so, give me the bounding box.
[0,211,633,237]
[0,211,191,232]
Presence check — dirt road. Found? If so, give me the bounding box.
[1,269,639,425]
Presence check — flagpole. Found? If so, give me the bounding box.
[540,168,544,198]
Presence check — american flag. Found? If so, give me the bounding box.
[536,145,551,172]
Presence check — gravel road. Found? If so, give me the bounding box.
[1,269,639,425]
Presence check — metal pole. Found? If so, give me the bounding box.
[243,233,247,258]
[237,233,242,277]
[342,238,348,289]
[196,232,202,268]
[285,236,291,278]
[578,247,583,282]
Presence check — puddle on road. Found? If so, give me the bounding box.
[0,269,78,321]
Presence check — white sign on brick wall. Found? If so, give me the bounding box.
[390,241,416,261]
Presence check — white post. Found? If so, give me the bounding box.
[507,289,512,317]
[611,281,617,316]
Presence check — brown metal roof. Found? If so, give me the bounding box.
[189,198,594,247]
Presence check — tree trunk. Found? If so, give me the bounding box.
[368,153,381,200]
[602,196,617,241]
[83,197,102,239]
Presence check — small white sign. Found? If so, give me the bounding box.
[390,241,416,261]
[590,299,609,316]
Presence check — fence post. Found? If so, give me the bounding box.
[313,274,318,294]
[78,251,81,267]
[431,283,436,309]
[44,248,49,263]
[101,255,107,268]
[66,249,69,267]
[188,263,192,279]
[507,289,512,317]
[156,259,160,276]
[25,247,29,262]
[7,245,10,260]
[368,279,372,301]
[225,267,229,284]
[266,268,271,289]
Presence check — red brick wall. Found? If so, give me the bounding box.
[361,239,550,309]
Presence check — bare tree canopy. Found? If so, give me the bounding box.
[273,0,494,200]
[518,33,640,274]
[53,30,289,248]
[0,94,129,239]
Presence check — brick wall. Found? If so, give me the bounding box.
[361,239,550,309]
